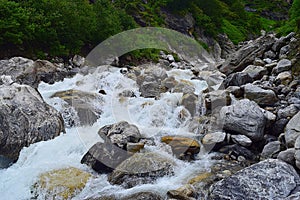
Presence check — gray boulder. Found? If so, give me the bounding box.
[285,111,300,147]
[219,34,276,75]
[0,83,64,160]
[137,66,167,98]
[242,65,268,80]
[224,72,253,87]
[219,99,266,141]
[277,148,296,165]
[260,141,281,159]
[0,57,70,88]
[108,152,175,188]
[98,121,141,150]
[81,142,131,174]
[231,135,252,147]
[208,159,300,200]
[244,83,278,106]
[272,59,292,75]
[277,104,299,119]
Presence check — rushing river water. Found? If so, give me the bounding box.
[0,64,216,200]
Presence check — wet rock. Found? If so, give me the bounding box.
[243,83,278,106]
[242,65,268,80]
[167,184,197,200]
[219,34,276,75]
[208,159,300,200]
[137,66,167,98]
[260,141,281,159]
[32,167,91,200]
[202,132,226,145]
[231,135,252,147]
[161,76,178,91]
[126,142,145,153]
[173,80,195,94]
[219,99,266,141]
[276,71,293,85]
[108,152,175,188]
[161,136,200,159]
[180,93,198,117]
[0,83,64,161]
[52,89,103,126]
[272,59,292,75]
[81,142,131,174]
[224,72,253,87]
[98,121,141,150]
[277,148,296,165]
[204,90,231,111]
[118,90,135,98]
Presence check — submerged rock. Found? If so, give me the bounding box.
[219,99,266,141]
[0,83,64,161]
[208,159,300,200]
[32,167,91,200]
[108,152,175,188]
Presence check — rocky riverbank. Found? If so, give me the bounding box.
[0,32,299,199]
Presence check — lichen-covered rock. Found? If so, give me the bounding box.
[108,152,175,188]
[219,99,266,141]
[0,83,64,161]
[32,167,91,200]
[208,159,300,200]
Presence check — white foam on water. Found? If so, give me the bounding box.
[0,65,214,199]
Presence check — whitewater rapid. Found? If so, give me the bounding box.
[0,64,215,200]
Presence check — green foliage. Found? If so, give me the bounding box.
[0,0,136,57]
[221,19,246,44]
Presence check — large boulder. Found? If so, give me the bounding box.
[219,99,266,141]
[224,72,253,87]
[51,89,103,126]
[81,142,131,174]
[98,121,142,150]
[0,57,71,88]
[242,65,268,80]
[285,111,300,147]
[0,83,64,160]
[32,167,91,200]
[219,34,276,75]
[243,83,278,106]
[208,159,300,200]
[108,152,175,188]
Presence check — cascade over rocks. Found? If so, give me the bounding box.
[0,82,64,161]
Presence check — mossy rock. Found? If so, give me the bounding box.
[32,167,91,200]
